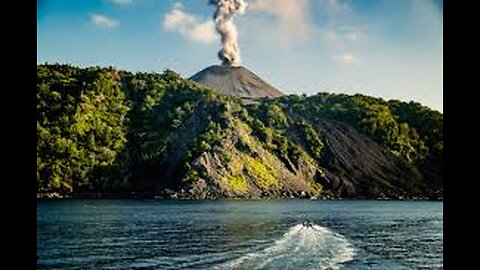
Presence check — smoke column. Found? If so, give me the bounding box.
[209,0,247,66]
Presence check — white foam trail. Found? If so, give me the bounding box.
[215,223,356,269]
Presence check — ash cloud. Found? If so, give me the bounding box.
[209,0,248,66]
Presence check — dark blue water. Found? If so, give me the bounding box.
[37,200,443,269]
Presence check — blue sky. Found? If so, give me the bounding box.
[37,0,443,112]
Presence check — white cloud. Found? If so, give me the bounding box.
[319,26,364,52]
[162,3,216,44]
[186,21,216,44]
[247,0,311,40]
[345,32,360,41]
[163,8,196,31]
[90,14,119,28]
[243,0,363,49]
[325,0,351,16]
[320,0,365,48]
[321,29,345,50]
[112,0,132,5]
[333,52,359,64]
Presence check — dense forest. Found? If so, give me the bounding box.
[37,64,443,199]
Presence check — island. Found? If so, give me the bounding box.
[37,64,443,200]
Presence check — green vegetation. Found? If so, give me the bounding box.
[243,156,281,189]
[37,65,129,193]
[295,120,324,161]
[226,174,248,193]
[37,64,443,197]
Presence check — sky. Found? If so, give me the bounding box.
[37,0,443,112]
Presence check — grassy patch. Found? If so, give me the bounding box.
[228,174,248,193]
[244,156,281,189]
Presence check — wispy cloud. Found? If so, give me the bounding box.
[315,1,366,65]
[333,52,359,64]
[90,14,119,28]
[247,0,312,40]
[325,0,351,16]
[319,26,364,52]
[162,3,215,44]
[326,0,367,46]
[345,31,360,41]
[112,0,132,5]
[242,0,363,53]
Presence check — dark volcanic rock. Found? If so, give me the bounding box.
[311,119,425,198]
[190,65,284,101]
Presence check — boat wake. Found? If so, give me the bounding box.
[215,223,356,270]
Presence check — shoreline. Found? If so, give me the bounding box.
[36,192,443,202]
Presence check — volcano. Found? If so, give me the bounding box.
[190,65,284,101]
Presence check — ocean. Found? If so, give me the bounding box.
[37,200,443,269]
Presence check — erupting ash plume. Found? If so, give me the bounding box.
[209,0,247,66]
